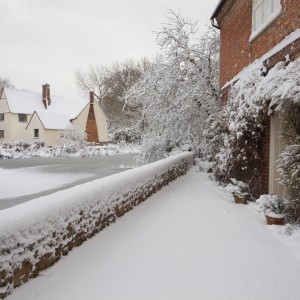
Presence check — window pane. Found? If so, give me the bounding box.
[0,130,4,138]
[273,0,281,11]
[18,114,27,122]
[253,0,263,8]
[254,6,262,31]
[34,129,39,138]
[263,0,271,22]
[0,114,4,121]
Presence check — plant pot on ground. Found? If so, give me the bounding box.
[256,194,286,225]
[233,193,249,204]
[225,178,250,204]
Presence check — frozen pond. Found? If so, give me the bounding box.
[0,154,137,210]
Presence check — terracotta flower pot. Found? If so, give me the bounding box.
[265,214,285,225]
[233,193,248,204]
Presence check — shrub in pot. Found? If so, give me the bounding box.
[225,178,249,204]
[256,194,286,225]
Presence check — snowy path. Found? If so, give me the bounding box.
[6,167,300,300]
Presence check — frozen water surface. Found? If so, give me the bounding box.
[0,154,136,210]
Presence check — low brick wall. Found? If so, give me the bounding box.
[0,153,194,298]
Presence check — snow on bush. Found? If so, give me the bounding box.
[59,125,88,154]
[225,178,249,195]
[0,152,194,297]
[112,126,141,144]
[204,55,300,203]
[0,140,140,159]
[256,194,286,217]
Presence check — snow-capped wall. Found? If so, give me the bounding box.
[0,152,194,298]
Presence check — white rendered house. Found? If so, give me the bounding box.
[0,84,108,145]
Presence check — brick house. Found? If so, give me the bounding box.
[210,0,300,195]
[0,84,108,145]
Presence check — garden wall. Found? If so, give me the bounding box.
[0,152,194,298]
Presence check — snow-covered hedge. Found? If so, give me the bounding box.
[0,140,140,159]
[0,152,193,298]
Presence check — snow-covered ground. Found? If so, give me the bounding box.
[6,166,300,300]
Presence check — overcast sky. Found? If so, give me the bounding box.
[0,0,219,100]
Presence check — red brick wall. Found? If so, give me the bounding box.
[216,0,300,88]
[215,0,300,194]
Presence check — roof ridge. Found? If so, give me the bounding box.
[4,87,62,97]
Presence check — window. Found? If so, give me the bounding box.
[18,114,27,122]
[34,129,39,138]
[0,113,4,121]
[0,130,4,138]
[251,0,281,41]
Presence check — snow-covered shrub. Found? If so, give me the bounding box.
[204,71,269,193]
[0,140,140,159]
[59,125,88,154]
[277,110,300,222]
[205,55,300,201]
[272,60,300,222]
[112,126,141,144]
[225,178,249,195]
[257,194,285,216]
[1,139,32,150]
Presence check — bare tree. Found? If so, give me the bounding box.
[75,65,108,107]
[75,58,150,130]
[0,77,15,93]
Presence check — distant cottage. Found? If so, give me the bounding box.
[210,0,300,196]
[0,84,108,145]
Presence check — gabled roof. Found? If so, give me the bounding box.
[29,111,73,130]
[3,88,89,118]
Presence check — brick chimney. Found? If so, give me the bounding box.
[90,91,94,104]
[86,90,99,143]
[42,83,51,109]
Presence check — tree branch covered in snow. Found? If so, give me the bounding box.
[124,10,220,164]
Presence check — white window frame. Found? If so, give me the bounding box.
[34,128,39,138]
[0,130,4,138]
[250,0,282,42]
[0,113,4,121]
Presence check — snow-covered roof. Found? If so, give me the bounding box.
[34,111,73,130]
[3,88,88,117]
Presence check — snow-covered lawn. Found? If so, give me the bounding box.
[6,166,300,300]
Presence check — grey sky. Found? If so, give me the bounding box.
[0,0,219,100]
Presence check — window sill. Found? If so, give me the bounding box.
[33,137,39,139]
[249,6,282,43]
